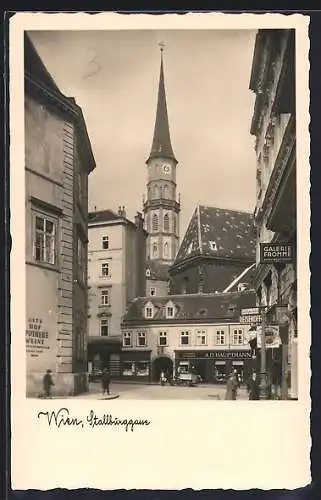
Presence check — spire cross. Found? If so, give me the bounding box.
[159,41,165,53]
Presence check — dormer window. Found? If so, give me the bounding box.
[209,241,217,251]
[146,269,151,278]
[165,301,176,319]
[144,302,154,319]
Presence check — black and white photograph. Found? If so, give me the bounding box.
[23,26,298,402]
[10,12,310,491]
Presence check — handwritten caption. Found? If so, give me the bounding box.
[37,408,151,432]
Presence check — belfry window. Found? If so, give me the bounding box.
[164,242,169,257]
[152,214,159,232]
[152,242,158,257]
[164,213,169,232]
[164,184,169,199]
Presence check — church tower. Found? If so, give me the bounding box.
[143,44,181,268]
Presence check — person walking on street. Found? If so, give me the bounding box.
[43,369,54,399]
[101,367,111,396]
[225,372,238,400]
[247,372,260,400]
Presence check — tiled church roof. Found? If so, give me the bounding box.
[122,289,256,324]
[145,260,170,282]
[175,205,256,264]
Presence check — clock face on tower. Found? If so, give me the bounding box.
[162,163,171,175]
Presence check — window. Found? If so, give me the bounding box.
[100,319,109,336]
[166,306,174,318]
[102,236,109,249]
[34,214,56,265]
[153,185,159,199]
[216,330,225,345]
[164,213,169,232]
[149,287,156,296]
[77,236,86,283]
[152,242,158,258]
[145,307,153,318]
[159,331,167,346]
[136,362,149,376]
[101,262,110,277]
[233,329,243,345]
[209,241,217,251]
[164,242,169,258]
[196,330,207,345]
[173,215,177,234]
[152,214,159,232]
[164,184,169,199]
[123,332,132,347]
[101,289,109,305]
[137,331,146,347]
[180,331,190,345]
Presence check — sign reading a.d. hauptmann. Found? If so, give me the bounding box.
[239,307,262,325]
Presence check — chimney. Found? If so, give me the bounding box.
[134,211,144,230]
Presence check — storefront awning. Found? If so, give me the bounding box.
[87,336,122,353]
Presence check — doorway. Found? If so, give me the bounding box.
[152,356,173,382]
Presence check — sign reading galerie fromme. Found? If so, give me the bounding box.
[260,243,294,263]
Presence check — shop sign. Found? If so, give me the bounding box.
[26,317,50,358]
[204,351,252,360]
[240,308,262,324]
[260,243,294,263]
[256,325,281,349]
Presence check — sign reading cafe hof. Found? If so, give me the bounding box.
[26,317,50,358]
[260,243,294,264]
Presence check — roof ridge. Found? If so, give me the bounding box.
[199,204,254,216]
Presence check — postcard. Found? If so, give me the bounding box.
[10,11,311,491]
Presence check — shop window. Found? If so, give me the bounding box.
[123,332,132,347]
[102,235,109,249]
[159,331,167,346]
[100,319,109,336]
[232,329,243,345]
[100,288,110,305]
[101,262,110,278]
[122,361,135,376]
[136,362,149,377]
[34,213,56,265]
[216,330,225,345]
[137,331,146,347]
[180,331,190,345]
[196,330,207,345]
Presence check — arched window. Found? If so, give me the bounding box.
[152,242,158,257]
[152,214,159,232]
[159,186,163,199]
[164,184,169,199]
[153,185,159,199]
[164,213,169,232]
[148,186,151,199]
[164,242,169,258]
[173,215,177,234]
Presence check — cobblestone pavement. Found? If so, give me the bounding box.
[75,382,250,400]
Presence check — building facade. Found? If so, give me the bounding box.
[87,208,147,376]
[120,290,256,383]
[25,34,96,396]
[143,48,180,296]
[169,205,256,295]
[249,29,297,398]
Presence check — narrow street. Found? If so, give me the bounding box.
[71,382,250,400]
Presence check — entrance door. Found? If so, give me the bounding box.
[152,357,173,382]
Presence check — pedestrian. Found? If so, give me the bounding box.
[248,372,260,400]
[101,367,111,396]
[43,369,54,399]
[225,372,238,400]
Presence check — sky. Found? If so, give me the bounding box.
[29,29,257,237]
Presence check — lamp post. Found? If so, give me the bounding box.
[259,306,269,400]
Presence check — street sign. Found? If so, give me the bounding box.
[239,314,262,324]
[260,243,294,264]
[241,308,260,315]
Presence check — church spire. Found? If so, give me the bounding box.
[148,43,177,163]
